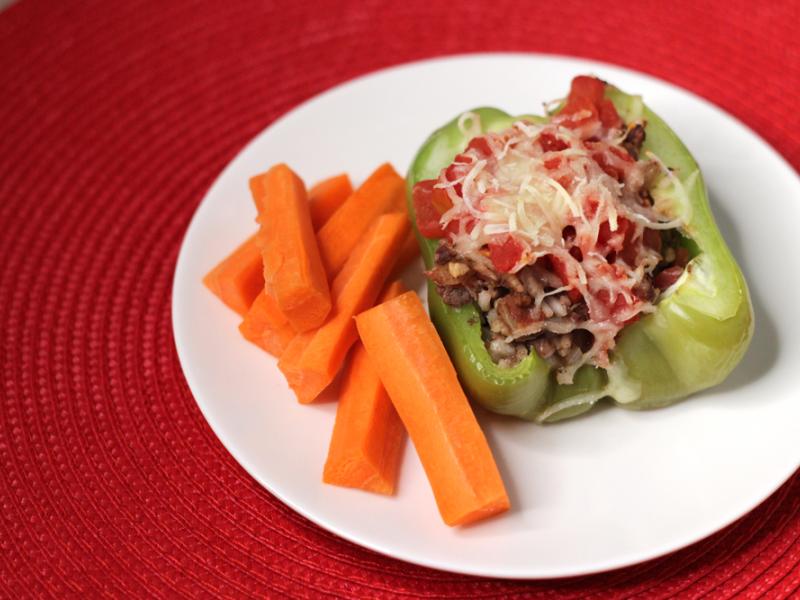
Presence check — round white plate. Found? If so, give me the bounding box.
[172,54,800,578]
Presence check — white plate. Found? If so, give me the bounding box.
[172,54,800,578]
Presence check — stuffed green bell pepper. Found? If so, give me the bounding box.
[407,76,753,423]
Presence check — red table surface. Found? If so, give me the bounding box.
[1,0,799,597]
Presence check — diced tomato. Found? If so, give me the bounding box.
[655,266,684,290]
[592,151,623,181]
[412,179,453,239]
[549,255,582,301]
[599,99,622,129]
[539,132,569,152]
[544,157,561,170]
[560,76,622,132]
[443,163,465,196]
[643,228,662,252]
[488,235,524,273]
[609,146,633,163]
[559,95,598,129]
[584,196,600,220]
[598,217,630,249]
[597,286,635,317]
[597,220,614,247]
[459,216,476,236]
[569,76,606,105]
[596,218,640,266]
[618,243,639,267]
[466,136,492,157]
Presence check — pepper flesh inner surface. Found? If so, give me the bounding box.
[414,77,692,384]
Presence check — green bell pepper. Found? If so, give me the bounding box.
[406,85,753,422]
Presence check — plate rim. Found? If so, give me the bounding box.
[172,51,800,579]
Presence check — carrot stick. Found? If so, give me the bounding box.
[323,280,407,495]
[238,173,354,355]
[250,164,331,332]
[355,291,510,526]
[316,163,406,276]
[202,234,263,316]
[238,290,296,357]
[389,229,421,279]
[308,174,353,231]
[278,213,410,403]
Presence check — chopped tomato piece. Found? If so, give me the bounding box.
[569,76,605,105]
[643,229,662,252]
[559,96,598,129]
[592,151,624,181]
[584,195,600,219]
[549,255,582,301]
[597,286,636,317]
[556,174,573,190]
[488,236,524,273]
[539,132,569,152]
[412,179,453,239]
[544,157,561,170]
[609,146,634,163]
[598,217,631,250]
[466,136,492,157]
[655,266,684,289]
[599,99,622,129]
[561,76,622,131]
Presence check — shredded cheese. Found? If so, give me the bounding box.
[436,112,686,378]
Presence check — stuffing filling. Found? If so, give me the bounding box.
[413,78,690,383]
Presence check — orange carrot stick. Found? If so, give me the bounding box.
[278,213,409,403]
[250,164,331,332]
[238,290,296,357]
[355,291,510,526]
[202,233,263,316]
[316,163,406,276]
[323,280,407,495]
[239,173,354,354]
[308,174,353,231]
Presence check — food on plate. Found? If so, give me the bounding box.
[278,212,410,403]
[316,163,406,275]
[356,291,510,526]
[238,290,296,357]
[323,280,408,495]
[250,164,331,331]
[308,173,354,230]
[202,74,752,527]
[207,163,503,525]
[205,172,353,323]
[202,233,263,316]
[408,75,753,422]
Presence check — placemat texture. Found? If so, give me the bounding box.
[1,0,798,597]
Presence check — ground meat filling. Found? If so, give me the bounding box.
[428,234,689,370]
[425,117,691,375]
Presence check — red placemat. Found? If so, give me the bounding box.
[1,0,798,597]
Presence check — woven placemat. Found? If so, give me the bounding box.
[1,0,798,597]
